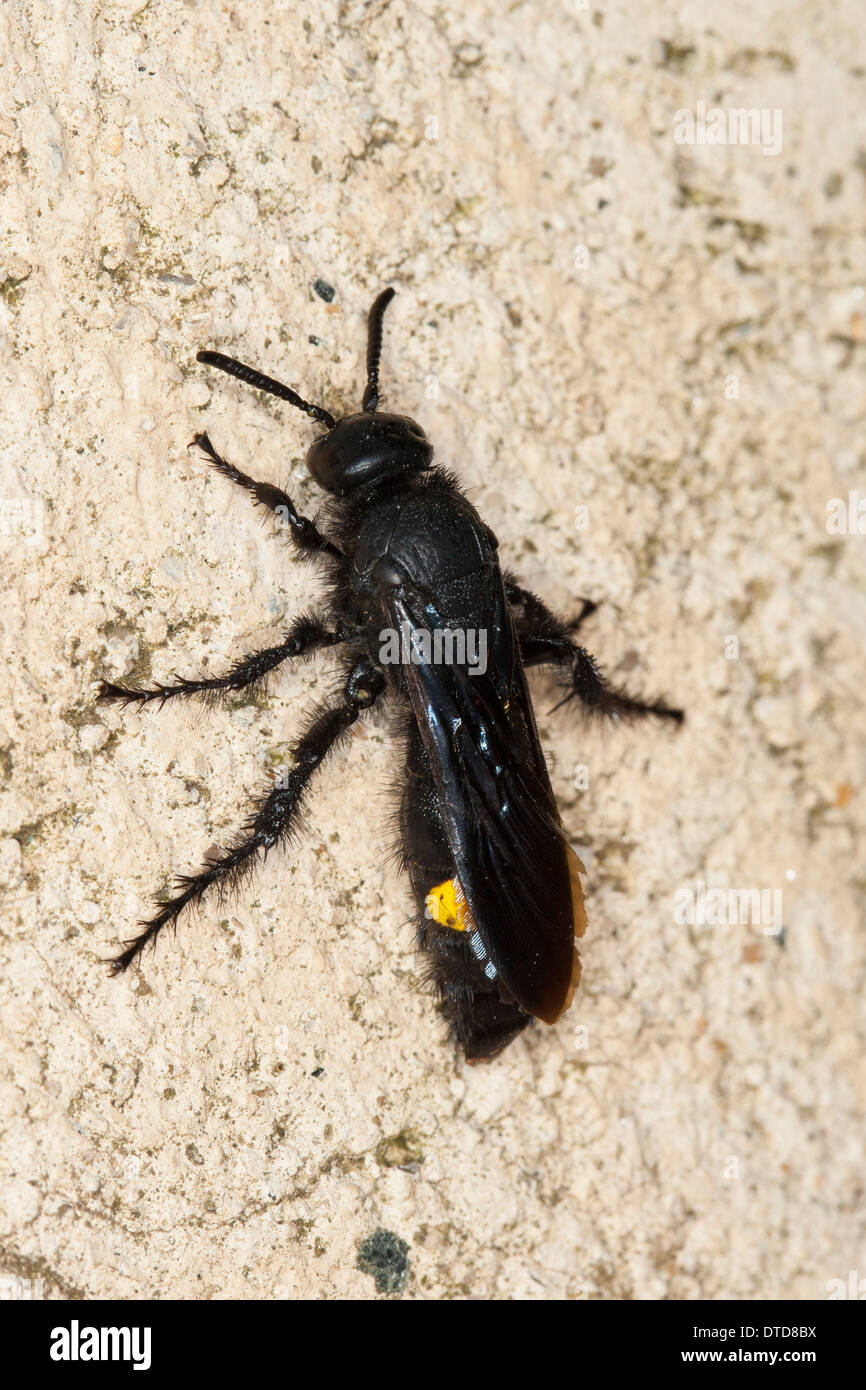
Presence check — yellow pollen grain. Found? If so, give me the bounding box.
[425,878,470,931]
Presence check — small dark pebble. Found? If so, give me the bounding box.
[308,334,321,346]
[313,278,335,302]
[357,1229,410,1294]
[311,1066,324,1078]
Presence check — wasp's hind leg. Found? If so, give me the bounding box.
[193,432,342,560]
[109,657,385,973]
[508,579,682,724]
[98,611,346,709]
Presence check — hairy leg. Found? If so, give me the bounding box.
[193,431,342,560]
[506,577,597,639]
[98,611,346,709]
[507,578,682,724]
[109,657,385,973]
[549,642,683,722]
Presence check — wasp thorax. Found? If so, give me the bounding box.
[306,412,433,494]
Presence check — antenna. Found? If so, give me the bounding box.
[362,287,396,413]
[196,351,336,430]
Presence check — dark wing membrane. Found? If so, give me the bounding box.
[390,568,586,1025]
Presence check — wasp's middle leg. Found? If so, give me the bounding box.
[99,611,347,709]
[508,579,682,724]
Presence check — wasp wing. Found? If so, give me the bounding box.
[390,567,586,1025]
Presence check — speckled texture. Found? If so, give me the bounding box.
[1,2,864,1300]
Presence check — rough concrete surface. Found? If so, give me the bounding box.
[1,1,864,1301]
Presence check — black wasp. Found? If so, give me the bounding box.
[100,289,682,1061]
